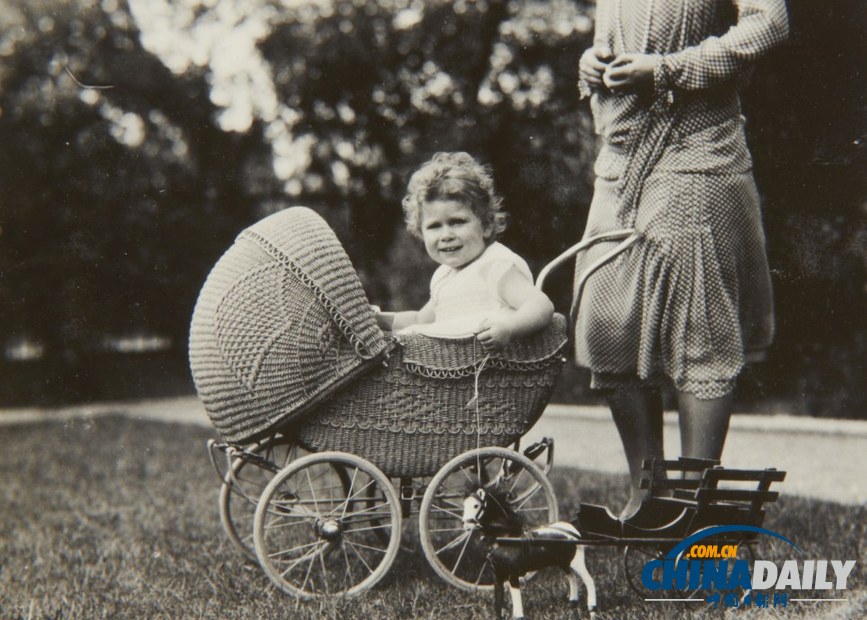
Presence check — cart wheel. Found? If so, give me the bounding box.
[726,540,756,603]
[623,542,698,599]
[682,532,757,603]
[623,537,756,601]
[418,447,558,592]
[219,436,296,561]
[254,451,401,599]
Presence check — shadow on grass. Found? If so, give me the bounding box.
[0,416,863,619]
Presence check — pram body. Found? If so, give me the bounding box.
[190,207,566,597]
[191,207,784,605]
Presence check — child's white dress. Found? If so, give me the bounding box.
[401,242,533,339]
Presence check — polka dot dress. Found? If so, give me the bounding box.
[574,0,788,399]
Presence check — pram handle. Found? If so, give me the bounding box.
[535,229,640,291]
[535,229,641,326]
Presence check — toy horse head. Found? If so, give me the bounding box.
[462,488,487,531]
[461,483,522,535]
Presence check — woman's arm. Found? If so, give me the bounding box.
[656,0,789,92]
[475,266,554,351]
[603,0,789,93]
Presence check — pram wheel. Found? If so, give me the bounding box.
[254,451,402,598]
[418,446,558,591]
[219,437,352,561]
[219,436,295,561]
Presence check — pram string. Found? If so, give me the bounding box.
[467,338,491,479]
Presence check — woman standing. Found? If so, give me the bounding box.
[575,0,788,517]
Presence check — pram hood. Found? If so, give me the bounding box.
[188,207,390,443]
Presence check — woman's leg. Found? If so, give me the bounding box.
[677,391,733,466]
[607,386,664,517]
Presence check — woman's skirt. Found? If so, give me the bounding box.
[573,167,775,399]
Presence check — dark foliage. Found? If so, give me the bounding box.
[0,0,863,416]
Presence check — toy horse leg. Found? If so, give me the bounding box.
[570,548,597,613]
[493,579,505,619]
[508,575,525,619]
[566,567,580,603]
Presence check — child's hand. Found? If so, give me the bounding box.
[474,318,514,352]
[371,305,394,331]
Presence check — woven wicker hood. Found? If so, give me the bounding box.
[189,207,390,443]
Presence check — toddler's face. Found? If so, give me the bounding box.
[420,199,491,270]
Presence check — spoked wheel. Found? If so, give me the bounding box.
[219,436,297,561]
[734,540,756,599]
[512,437,555,505]
[418,446,558,592]
[254,451,402,599]
[624,536,756,601]
[623,544,698,599]
[723,539,756,603]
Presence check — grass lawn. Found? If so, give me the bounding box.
[1,416,864,619]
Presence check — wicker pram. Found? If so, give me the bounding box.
[189,207,567,477]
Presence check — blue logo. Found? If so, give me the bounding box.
[640,525,855,610]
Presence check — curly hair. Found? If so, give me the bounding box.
[402,152,507,241]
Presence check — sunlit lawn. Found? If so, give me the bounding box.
[0,416,864,619]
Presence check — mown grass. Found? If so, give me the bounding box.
[0,416,864,619]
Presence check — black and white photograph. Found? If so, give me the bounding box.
[1,0,864,618]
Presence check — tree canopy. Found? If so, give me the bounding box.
[0,0,863,415]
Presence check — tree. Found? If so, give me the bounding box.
[256,0,595,304]
[2,0,863,415]
[0,0,266,400]
[741,0,866,415]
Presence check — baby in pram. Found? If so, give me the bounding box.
[375,152,554,352]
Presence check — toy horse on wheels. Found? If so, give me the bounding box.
[462,483,597,618]
[481,457,786,614]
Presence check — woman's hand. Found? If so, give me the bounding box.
[603,53,657,91]
[578,45,614,90]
